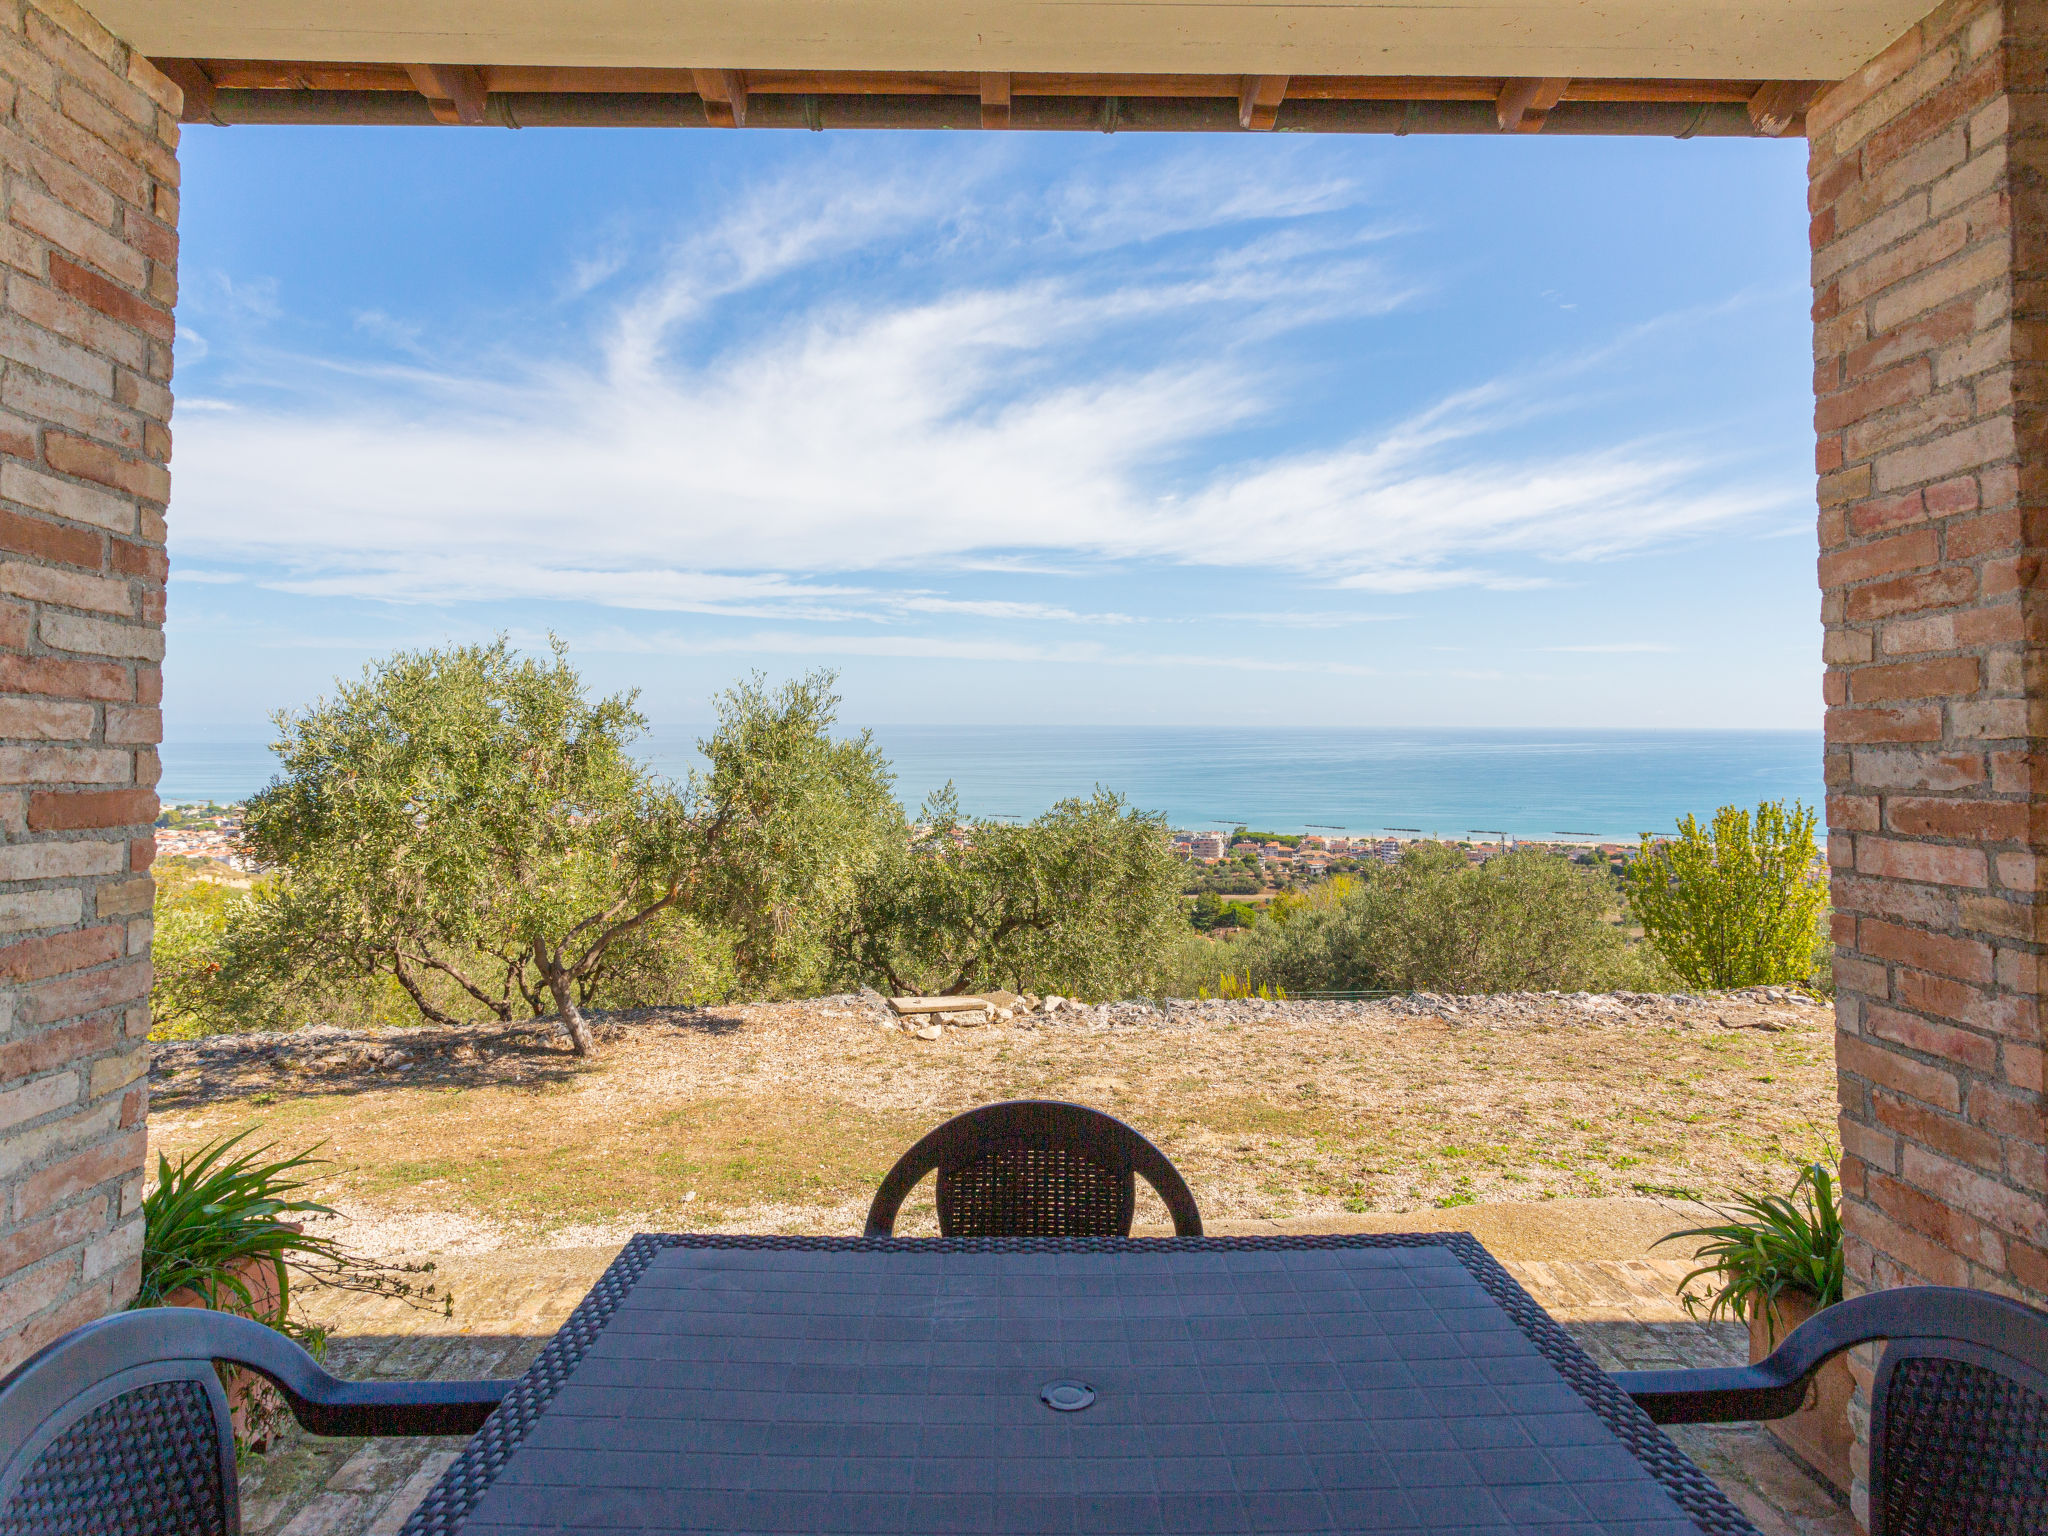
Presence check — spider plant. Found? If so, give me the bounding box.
[133,1130,345,1323]
[1657,1159,1843,1336]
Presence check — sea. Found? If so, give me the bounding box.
[160,726,1824,844]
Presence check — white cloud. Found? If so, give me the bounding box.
[169,158,1797,621]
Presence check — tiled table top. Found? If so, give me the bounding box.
[400,1235,1759,1536]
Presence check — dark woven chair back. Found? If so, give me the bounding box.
[0,1365,232,1536]
[938,1135,1134,1237]
[866,1100,1202,1238]
[1872,1339,2048,1536]
[1617,1284,2048,1536]
[0,1307,512,1536]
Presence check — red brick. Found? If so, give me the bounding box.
[26,787,154,831]
[1847,489,1927,536]
[1839,1028,1965,1111]
[0,927,119,987]
[0,653,127,703]
[1843,566,1978,621]
[1849,748,1985,790]
[1868,1002,2001,1073]
[2012,1235,2048,1294]
[1859,916,1995,982]
[1866,52,2003,174]
[1967,1081,2042,1139]
[0,1276,110,1376]
[26,956,149,1027]
[1895,966,1994,1028]
[1924,475,1980,515]
[1845,1197,1974,1286]
[1817,528,1940,588]
[1855,837,1988,888]
[127,834,150,872]
[42,433,167,504]
[1848,655,1980,702]
[1865,1166,2007,1266]
[1816,360,1930,432]
[0,1195,103,1279]
[1948,507,2021,559]
[1900,1141,2044,1235]
[1843,297,1976,380]
[14,1127,141,1221]
[1826,704,1943,743]
[1884,795,2025,839]
[0,506,99,570]
[107,537,163,582]
[46,255,171,343]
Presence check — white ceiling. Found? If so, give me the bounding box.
[95,0,1926,80]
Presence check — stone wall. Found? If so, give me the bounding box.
[1809,0,2048,1515]
[0,0,174,1371]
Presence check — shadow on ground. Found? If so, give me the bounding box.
[150,1008,747,1111]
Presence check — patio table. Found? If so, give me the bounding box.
[397,1234,1758,1536]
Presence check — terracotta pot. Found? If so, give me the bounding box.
[162,1251,287,1323]
[1750,1290,1853,1497]
[163,1253,291,1450]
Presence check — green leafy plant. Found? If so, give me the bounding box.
[135,1132,341,1323]
[136,1130,447,1330]
[1626,800,1827,989]
[1658,1160,1843,1334]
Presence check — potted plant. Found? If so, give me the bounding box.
[1658,1160,1850,1495]
[137,1131,446,1451]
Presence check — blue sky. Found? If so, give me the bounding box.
[166,124,1818,734]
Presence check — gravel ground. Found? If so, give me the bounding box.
[148,986,1835,1260]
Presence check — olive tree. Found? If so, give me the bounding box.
[243,638,691,1054]
[838,786,1184,1000]
[1624,800,1827,990]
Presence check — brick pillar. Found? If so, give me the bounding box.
[0,0,173,1370]
[1811,0,2048,1519]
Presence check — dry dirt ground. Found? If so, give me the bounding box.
[147,986,1835,1259]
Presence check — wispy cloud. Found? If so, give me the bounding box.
[170,155,1797,628]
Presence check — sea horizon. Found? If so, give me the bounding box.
[159,724,1824,844]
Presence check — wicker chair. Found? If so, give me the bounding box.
[1614,1284,2048,1536]
[865,1099,1202,1237]
[0,1306,508,1535]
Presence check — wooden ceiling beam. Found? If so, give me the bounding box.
[153,57,219,122]
[1495,76,1569,131]
[1010,73,1237,97]
[1238,74,1289,130]
[147,59,1831,134]
[980,72,1011,128]
[1748,79,1823,136]
[404,62,487,124]
[693,68,748,126]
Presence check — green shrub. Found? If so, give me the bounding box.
[1657,1160,1843,1337]
[138,1130,445,1330]
[1625,800,1828,990]
[1225,845,1664,996]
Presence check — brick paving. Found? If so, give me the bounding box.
[236,1245,1860,1535]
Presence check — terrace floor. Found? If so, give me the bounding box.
[238,1212,1859,1536]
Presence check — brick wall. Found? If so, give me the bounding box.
[1809,0,2048,1515]
[0,0,174,1371]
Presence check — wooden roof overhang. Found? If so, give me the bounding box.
[150,62,1826,137]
